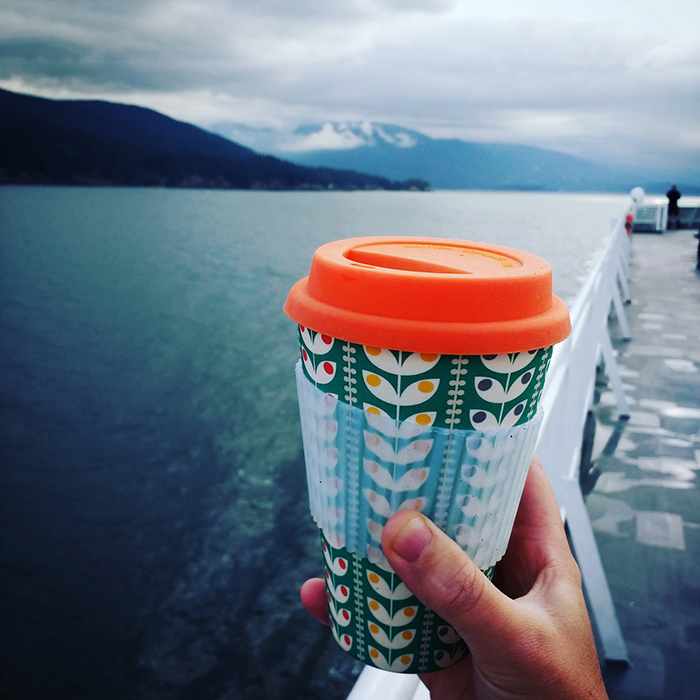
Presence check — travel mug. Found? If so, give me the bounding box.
[285,237,570,673]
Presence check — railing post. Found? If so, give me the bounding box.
[610,278,631,341]
[616,257,631,304]
[599,328,631,419]
[561,480,630,663]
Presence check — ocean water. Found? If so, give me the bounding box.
[0,187,627,699]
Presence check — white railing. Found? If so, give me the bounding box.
[633,202,667,232]
[535,206,631,664]
[348,204,634,699]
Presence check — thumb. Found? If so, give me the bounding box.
[382,511,520,656]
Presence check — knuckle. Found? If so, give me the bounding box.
[568,559,583,588]
[437,559,485,617]
[555,555,583,590]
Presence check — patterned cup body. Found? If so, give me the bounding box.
[296,326,551,673]
[298,327,550,430]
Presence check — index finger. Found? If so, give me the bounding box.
[494,456,578,597]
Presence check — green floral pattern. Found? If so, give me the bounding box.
[322,531,495,674]
[297,326,550,672]
[298,326,551,429]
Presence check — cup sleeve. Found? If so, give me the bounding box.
[296,363,542,570]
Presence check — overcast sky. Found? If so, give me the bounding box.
[1,0,699,170]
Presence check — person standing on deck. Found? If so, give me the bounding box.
[667,184,682,229]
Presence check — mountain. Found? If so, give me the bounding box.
[212,121,698,193]
[0,90,429,191]
[274,122,636,191]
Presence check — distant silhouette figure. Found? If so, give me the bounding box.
[667,185,681,229]
[695,228,700,270]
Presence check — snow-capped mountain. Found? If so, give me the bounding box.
[278,122,641,191]
[209,121,688,192]
[210,121,427,155]
[283,122,425,152]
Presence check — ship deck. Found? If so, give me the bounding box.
[588,227,700,699]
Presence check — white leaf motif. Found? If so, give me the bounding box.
[322,542,350,576]
[324,507,345,529]
[505,369,535,401]
[500,401,527,428]
[362,371,440,406]
[468,408,499,430]
[459,494,484,517]
[363,432,434,464]
[364,490,393,518]
[367,598,419,627]
[364,460,430,491]
[454,524,479,550]
[321,476,343,497]
[480,351,538,374]
[474,376,507,403]
[367,647,414,672]
[324,420,338,440]
[434,645,467,668]
[364,348,440,375]
[303,351,336,385]
[464,435,515,462]
[474,371,535,403]
[437,625,462,644]
[460,464,491,488]
[367,622,416,649]
[327,597,352,627]
[364,491,427,518]
[397,377,440,406]
[324,447,339,469]
[300,327,335,355]
[367,545,390,569]
[364,404,435,438]
[327,578,351,603]
[367,519,384,542]
[330,622,353,651]
[362,372,399,403]
[399,498,427,512]
[366,571,413,601]
[324,530,344,549]
[399,352,440,375]
[469,401,527,428]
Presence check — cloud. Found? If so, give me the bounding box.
[280,123,367,152]
[278,122,418,152]
[1,0,699,169]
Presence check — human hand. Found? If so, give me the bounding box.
[301,456,608,700]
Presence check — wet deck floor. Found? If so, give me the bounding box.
[586,228,700,699]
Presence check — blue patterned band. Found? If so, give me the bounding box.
[296,363,542,570]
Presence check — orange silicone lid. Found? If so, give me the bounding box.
[284,237,571,354]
